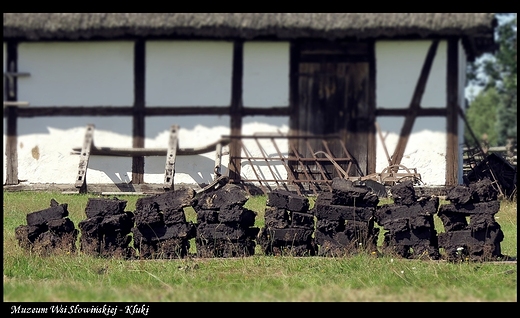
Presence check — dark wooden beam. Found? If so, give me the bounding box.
[228,40,244,183]
[71,138,230,157]
[132,39,145,184]
[12,106,227,117]
[376,107,447,117]
[288,41,301,173]
[10,106,292,117]
[5,41,19,185]
[367,39,377,175]
[390,39,440,167]
[446,38,459,186]
[299,41,369,55]
[13,107,134,117]
[242,107,290,116]
[146,107,229,116]
[299,55,369,63]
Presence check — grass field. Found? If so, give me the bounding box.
[3,191,517,302]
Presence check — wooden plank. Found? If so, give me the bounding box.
[376,107,447,117]
[299,41,369,56]
[5,106,18,185]
[390,39,440,167]
[71,138,230,157]
[132,39,146,184]
[3,101,29,107]
[214,142,223,177]
[163,125,179,190]
[8,105,291,118]
[241,107,290,116]
[228,40,244,183]
[299,55,369,63]
[3,182,174,194]
[446,38,459,186]
[12,106,228,117]
[5,41,19,185]
[343,62,370,176]
[13,106,134,117]
[75,124,94,192]
[367,39,377,175]
[288,41,301,176]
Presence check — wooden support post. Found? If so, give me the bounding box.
[75,124,95,193]
[288,41,301,177]
[132,39,146,184]
[367,39,377,175]
[5,41,19,185]
[5,105,18,185]
[163,125,179,190]
[446,38,459,186]
[228,40,244,183]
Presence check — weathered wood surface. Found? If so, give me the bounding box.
[72,139,230,157]
[163,125,179,189]
[74,124,94,189]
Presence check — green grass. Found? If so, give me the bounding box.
[3,191,517,302]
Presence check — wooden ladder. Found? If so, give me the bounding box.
[74,124,180,193]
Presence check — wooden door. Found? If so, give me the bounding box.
[292,41,371,182]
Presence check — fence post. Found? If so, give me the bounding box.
[506,137,514,158]
[481,134,489,154]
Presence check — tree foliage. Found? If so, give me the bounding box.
[464,87,499,146]
[466,13,517,147]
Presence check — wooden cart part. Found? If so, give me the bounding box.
[222,130,422,195]
[163,125,179,190]
[74,124,94,192]
[72,124,228,193]
[223,133,361,196]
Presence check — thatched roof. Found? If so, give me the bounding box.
[3,13,497,58]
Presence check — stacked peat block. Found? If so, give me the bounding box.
[78,197,135,259]
[438,178,504,262]
[313,179,379,257]
[15,199,78,256]
[132,188,197,259]
[257,189,317,256]
[374,180,440,260]
[194,184,259,257]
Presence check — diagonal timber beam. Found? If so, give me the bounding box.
[390,40,440,167]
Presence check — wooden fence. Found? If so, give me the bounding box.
[463,138,517,174]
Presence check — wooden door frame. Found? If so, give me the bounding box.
[288,39,376,179]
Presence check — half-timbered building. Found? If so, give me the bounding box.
[3,13,497,194]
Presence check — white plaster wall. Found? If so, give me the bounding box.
[15,117,133,184]
[376,40,447,108]
[144,116,231,185]
[243,42,290,107]
[375,40,448,186]
[146,41,233,106]
[376,118,447,186]
[17,42,134,106]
